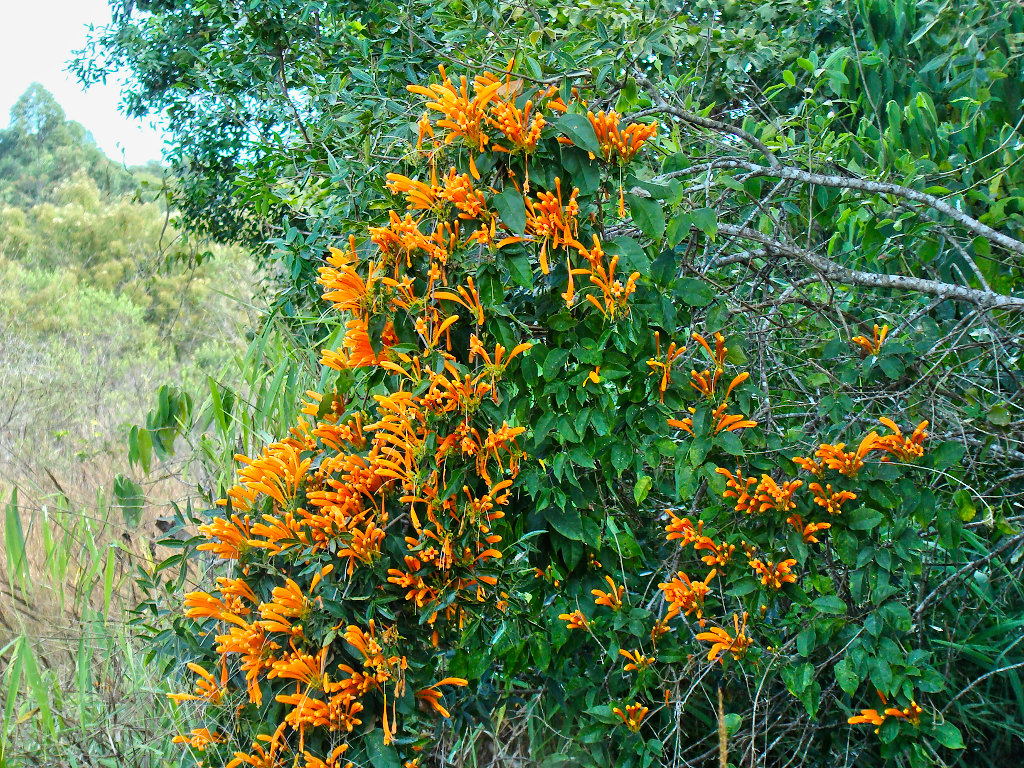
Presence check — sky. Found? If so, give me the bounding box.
[0,0,167,166]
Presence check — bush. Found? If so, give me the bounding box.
[158,66,1023,768]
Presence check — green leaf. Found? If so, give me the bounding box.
[812,595,847,615]
[365,729,402,768]
[931,721,965,749]
[929,441,964,471]
[545,507,584,541]
[543,348,571,381]
[113,474,145,529]
[835,657,860,696]
[626,194,665,240]
[611,443,631,474]
[691,207,717,239]
[676,278,714,307]
[554,113,602,156]
[783,69,797,86]
[666,212,691,247]
[847,507,882,531]
[493,187,527,234]
[633,475,653,505]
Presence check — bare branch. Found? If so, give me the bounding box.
[715,224,1024,311]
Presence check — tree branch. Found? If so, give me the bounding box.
[714,224,1024,311]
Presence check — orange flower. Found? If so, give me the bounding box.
[875,418,928,463]
[646,331,686,402]
[852,323,889,355]
[809,483,857,515]
[750,475,803,514]
[619,649,656,672]
[524,177,581,273]
[659,569,716,620]
[575,234,640,320]
[650,616,672,643]
[664,511,703,547]
[592,574,625,611]
[489,95,545,155]
[696,612,751,662]
[167,659,230,705]
[197,514,251,559]
[612,702,650,732]
[587,110,658,163]
[172,728,226,751]
[225,723,289,768]
[559,609,590,630]
[848,708,886,727]
[885,700,923,726]
[414,677,468,718]
[694,536,735,567]
[792,455,824,475]
[692,331,728,371]
[786,514,831,544]
[815,432,881,477]
[407,66,504,176]
[749,557,798,590]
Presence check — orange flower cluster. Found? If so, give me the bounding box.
[613,702,650,732]
[697,612,751,662]
[525,177,581,274]
[587,110,658,164]
[852,323,889,355]
[619,649,656,673]
[659,569,716,621]
[667,333,758,435]
[794,418,929,479]
[592,574,626,611]
[749,557,798,590]
[565,234,641,320]
[715,469,803,515]
[171,67,632,767]
[646,331,686,402]
[849,692,922,731]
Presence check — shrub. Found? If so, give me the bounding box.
[162,66,1018,768]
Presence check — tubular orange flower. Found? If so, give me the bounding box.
[715,467,757,513]
[172,728,227,751]
[524,177,581,274]
[884,701,923,726]
[848,708,886,727]
[749,557,798,590]
[786,514,831,544]
[646,331,686,402]
[664,510,703,547]
[407,66,504,176]
[694,536,735,567]
[558,609,590,630]
[168,660,230,705]
[696,612,751,662]
[612,702,650,732]
[809,483,857,515]
[414,677,468,718]
[619,649,656,672]
[815,432,882,477]
[876,418,928,462]
[592,574,625,611]
[852,323,889,355]
[751,475,803,513]
[587,110,658,163]
[659,568,716,620]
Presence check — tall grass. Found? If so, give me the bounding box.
[0,486,184,768]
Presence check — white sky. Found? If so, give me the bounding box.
[0,0,167,165]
